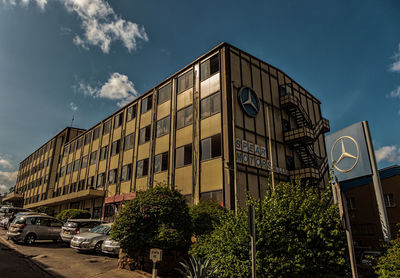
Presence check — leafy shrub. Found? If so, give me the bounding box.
[375,237,400,277]
[191,181,349,278]
[111,184,192,252]
[33,206,54,216]
[56,209,91,222]
[190,201,228,237]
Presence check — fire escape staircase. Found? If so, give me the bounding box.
[279,84,330,184]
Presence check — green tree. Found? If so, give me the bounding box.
[375,237,400,277]
[56,209,91,222]
[111,184,192,252]
[33,206,54,215]
[190,200,228,237]
[191,181,349,278]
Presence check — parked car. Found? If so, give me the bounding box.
[101,236,120,255]
[2,211,43,230]
[0,208,32,229]
[60,219,103,244]
[70,223,112,253]
[7,215,64,245]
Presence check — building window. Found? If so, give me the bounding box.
[84,132,92,145]
[154,152,168,173]
[141,95,153,114]
[201,92,221,119]
[76,138,83,149]
[158,83,171,104]
[60,166,65,177]
[70,182,77,193]
[81,156,88,168]
[78,180,85,191]
[66,163,72,174]
[384,193,395,207]
[70,142,75,154]
[200,190,223,204]
[139,126,151,145]
[87,176,94,189]
[63,146,69,157]
[176,105,193,129]
[282,119,291,132]
[201,134,221,161]
[286,156,295,171]
[114,113,123,129]
[177,70,193,94]
[93,126,100,140]
[73,159,80,172]
[176,144,192,168]
[347,197,356,210]
[200,54,219,81]
[111,140,121,156]
[97,173,105,188]
[103,120,111,135]
[108,169,117,184]
[127,104,137,122]
[90,150,98,165]
[100,145,109,161]
[124,133,135,151]
[136,158,149,178]
[121,164,132,182]
[157,116,170,137]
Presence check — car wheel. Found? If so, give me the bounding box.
[94,241,103,254]
[24,233,36,245]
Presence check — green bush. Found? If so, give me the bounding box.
[375,237,400,277]
[190,200,228,237]
[111,184,192,252]
[191,181,349,278]
[33,206,54,216]
[56,209,91,222]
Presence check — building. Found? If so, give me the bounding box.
[343,165,400,248]
[14,43,330,220]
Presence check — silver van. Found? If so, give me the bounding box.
[60,219,103,243]
[7,215,64,245]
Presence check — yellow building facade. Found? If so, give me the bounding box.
[14,43,330,219]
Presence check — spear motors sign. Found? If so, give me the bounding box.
[235,138,289,175]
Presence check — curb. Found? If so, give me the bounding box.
[0,234,61,278]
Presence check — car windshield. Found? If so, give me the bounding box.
[89,225,110,235]
[14,217,26,224]
[64,221,78,228]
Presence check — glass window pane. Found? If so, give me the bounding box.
[154,154,161,173]
[201,97,210,119]
[136,160,143,177]
[184,144,192,165]
[211,134,221,158]
[201,138,211,161]
[158,83,171,104]
[211,92,221,114]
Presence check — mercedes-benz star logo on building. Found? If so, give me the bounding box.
[331,136,360,173]
[238,87,260,117]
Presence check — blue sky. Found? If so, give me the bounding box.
[0,0,399,193]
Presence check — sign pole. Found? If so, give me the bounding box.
[334,181,358,278]
[362,121,391,242]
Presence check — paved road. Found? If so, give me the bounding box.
[0,229,118,278]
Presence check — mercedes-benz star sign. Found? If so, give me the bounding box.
[330,135,360,173]
[238,87,260,117]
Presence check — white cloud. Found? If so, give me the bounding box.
[375,145,400,163]
[69,101,78,111]
[389,86,400,99]
[0,184,8,194]
[0,171,18,194]
[77,72,139,107]
[2,0,148,53]
[390,43,400,72]
[2,0,47,10]
[0,158,13,170]
[65,0,148,53]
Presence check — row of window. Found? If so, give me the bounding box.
[20,139,55,168]
[55,134,222,190]
[23,193,47,205]
[347,193,396,210]
[18,175,49,194]
[18,157,53,183]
